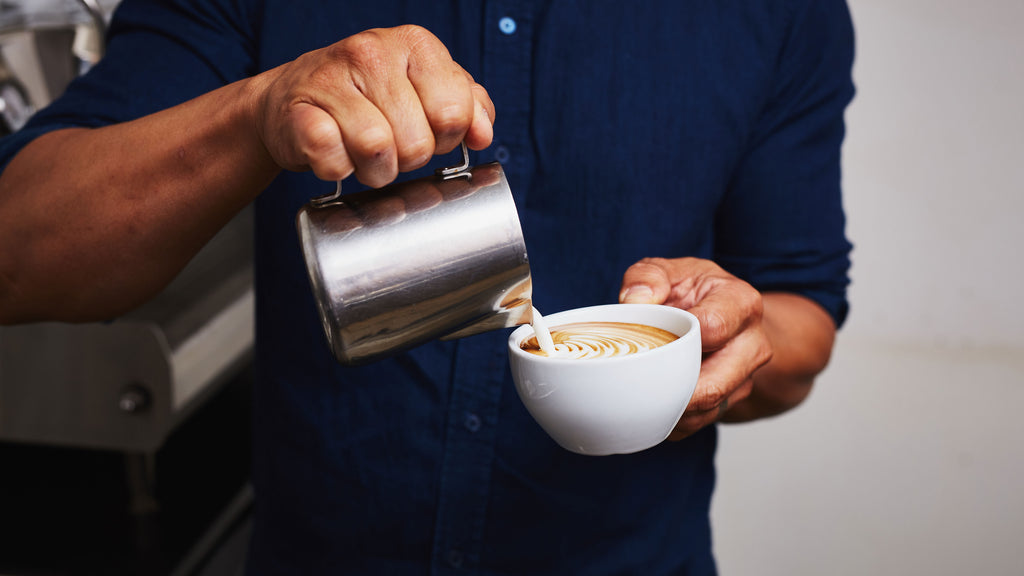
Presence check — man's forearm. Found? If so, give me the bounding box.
[720,292,837,422]
[0,75,279,324]
[0,25,498,326]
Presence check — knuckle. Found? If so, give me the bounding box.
[742,284,764,317]
[395,24,437,50]
[688,386,728,414]
[755,335,774,369]
[397,136,434,170]
[299,118,341,157]
[306,64,338,92]
[428,101,473,138]
[700,307,731,343]
[350,126,394,160]
[336,30,390,77]
[338,29,384,56]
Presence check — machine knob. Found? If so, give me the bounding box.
[118,384,152,414]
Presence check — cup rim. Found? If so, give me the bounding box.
[508,303,700,365]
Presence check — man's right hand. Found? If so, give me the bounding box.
[249,25,495,188]
[0,25,493,324]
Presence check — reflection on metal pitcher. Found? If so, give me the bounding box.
[296,145,532,365]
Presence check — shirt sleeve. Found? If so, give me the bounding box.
[0,0,259,170]
[713,0,856,327]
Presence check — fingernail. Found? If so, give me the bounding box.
[619,285,655,304]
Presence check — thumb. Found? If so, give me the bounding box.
[620,284,656,304]
[619,258,672,304]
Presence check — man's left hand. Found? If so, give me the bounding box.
[619,257,773,440]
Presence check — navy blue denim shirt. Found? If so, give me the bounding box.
[0,1,854,574]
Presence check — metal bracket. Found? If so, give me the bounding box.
[311,142,472,207]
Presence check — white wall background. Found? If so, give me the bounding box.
[711,1,1024,574]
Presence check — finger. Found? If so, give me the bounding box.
[311,33,431,184]
[405,31,478,155]
[618,258,673,304]
[286,103,355,181]
[345,32,436,172]
[641,258,762,352]
[685,279,763,353]
[667,377,754,441]
[465,82,495,151]
[690,325,771,414]
[666,324,769,441]
[359,73,435,173]
[374,81,435,173]
[619,257,721,305]
[294,62,400,188]
[334,101,398,188]
[665,338,767,442]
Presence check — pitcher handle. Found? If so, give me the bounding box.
[311,142,471,207]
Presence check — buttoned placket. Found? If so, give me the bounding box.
[429,6,538,574]
[482,2,537,208]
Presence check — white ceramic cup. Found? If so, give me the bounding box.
[507,303,702,456]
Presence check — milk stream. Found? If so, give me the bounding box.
[530,307,556,355]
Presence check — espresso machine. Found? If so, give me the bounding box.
[0,0,106,134]
[0,2,255,574]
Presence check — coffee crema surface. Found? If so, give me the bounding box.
[520,321,678,359]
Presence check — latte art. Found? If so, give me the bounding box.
[520,321,678,359]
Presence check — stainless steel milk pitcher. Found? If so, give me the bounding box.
[296,143,533,365]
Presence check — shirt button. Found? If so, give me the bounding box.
[498,16,517,35]
[464,412,482,433]
[494,145,510,163]
[447,549,464,568]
